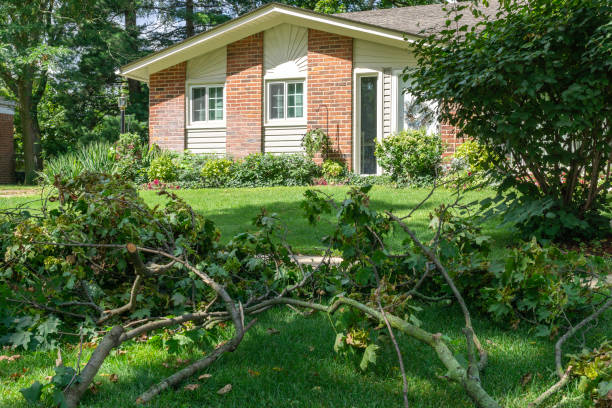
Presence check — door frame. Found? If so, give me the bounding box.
[353,68,383,175]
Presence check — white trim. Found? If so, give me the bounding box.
[119,4,416,82]
[186,83,226,128]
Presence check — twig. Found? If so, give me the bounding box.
[554,296,612,378]
[528,366,573,408]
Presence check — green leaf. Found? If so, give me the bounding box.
[359,344,379,371]
[19,381,44,404]
[333,333,345,353]
[52,388,69,408]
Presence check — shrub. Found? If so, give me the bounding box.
[148,153,178,182]
[112,132,150,183]
[200,158,234,187]
[409,0,612,241]
[374,129,443,185]
[230,154,320,187]
[39,141,117,184]
[322,160,345,182]
[174,152,215,188]
[454,140,497,174]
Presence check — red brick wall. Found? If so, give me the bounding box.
[149,62,186,151]
[0,113,14,184]
[307,29,353,169]
[440,121,462,157]
[226,33,263,158]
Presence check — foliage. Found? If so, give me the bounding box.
[302,128,331,160]
[229,154,320,187]
[374,129,443,185]
[200,158,234,187]
[148,154,179,182]
[173,152,215,188]
[321,160,346,182]
[38,142,117,185]
[112,132,150,183]
[454,140,497,174]
[0,173,302,351]
[408,0,612,241]
[20,365,78,408]
[569,341,612,407]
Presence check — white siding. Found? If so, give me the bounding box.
[263,125,307,154]
[383,68,393,138]
[186,47,227,82]
[186,128,226,154]
[353,39,415,71]
[264,24,307,78]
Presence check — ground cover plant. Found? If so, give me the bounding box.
[0,172,609,408]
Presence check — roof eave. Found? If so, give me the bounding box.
[118,3,419,83]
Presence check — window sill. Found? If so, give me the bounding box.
[186,122,226,130]
[264,121,307,128]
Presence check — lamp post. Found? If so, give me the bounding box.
[118,88,128,134]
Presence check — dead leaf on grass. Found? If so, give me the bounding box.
[0,354,21,362]
[520,373,533,388]
[115,349,127,355]
[272,367,283,372]
[109,374,118,383]
[266,328,280,335]
[248,369,260,377]
[175,358,190,365]
[198,373,212,381]
[184,384,200,391]
[217,384,232,395]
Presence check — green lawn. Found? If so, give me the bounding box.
[0,185,609,407]
[2,303,608,408]
[141,186,508,254]
[0,185,508,254]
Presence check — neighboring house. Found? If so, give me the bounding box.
[119,1,499,174]
[0,97,16,184]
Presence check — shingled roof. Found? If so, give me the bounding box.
[337,1,502,36]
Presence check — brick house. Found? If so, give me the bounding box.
[0,97,16,184]
[119,2,498,174]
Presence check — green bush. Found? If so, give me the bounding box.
[230,154,320,187]
[112,132,150,183]
[454,140,497,174]
[148,153,178,182]
[200,158,234,187]
[39,141,117,184]
[322,160,345,182]
[375,129,443,185]
[174,152,215,188]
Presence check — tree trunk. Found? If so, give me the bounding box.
[18,81,42,184]
[124,3,141,105]
[185,0,195,38]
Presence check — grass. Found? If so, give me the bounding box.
[0,185,508,254]
[141,186,508,254]
[1,304,608,408]
[0,185,608,407]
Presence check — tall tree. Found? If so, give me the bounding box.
[0,1,71,182]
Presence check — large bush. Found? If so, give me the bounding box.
[409,0,612,240]
[230,153,320,187]
[374,128,443,184]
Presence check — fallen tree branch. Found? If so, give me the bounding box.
[528,366,573,408]
[64,326,124,408]
[555,296,612,378]
[135,318,258,404]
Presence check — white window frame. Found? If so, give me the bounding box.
[392,71,439,135]
[187,83,226,129]
[265,79,306,126]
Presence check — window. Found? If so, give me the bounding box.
[397,76,438,134]
[267,81,304,121]
[190,85,224,125]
